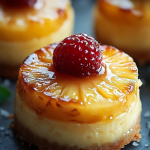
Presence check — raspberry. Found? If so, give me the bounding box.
[6,0,37,7]
[53,33,102,77]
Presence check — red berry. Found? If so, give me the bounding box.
[53,33,103,77]
[6,0,37,7]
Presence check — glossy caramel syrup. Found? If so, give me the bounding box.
[17,43,138,123]
[98,0,150,24]
[0,0,69,41]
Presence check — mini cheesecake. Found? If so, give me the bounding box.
[14,34,142,150]
[93,0,150,65]
[0,0,74,78]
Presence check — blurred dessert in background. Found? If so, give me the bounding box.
[93,0,150,65]
[0,0,74,78]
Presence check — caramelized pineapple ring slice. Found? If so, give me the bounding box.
[0,0,69,41]
[98,0,150,24]
[18,44,139,123]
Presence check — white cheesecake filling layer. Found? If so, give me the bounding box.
[0,6,74,66]
[15,80,142,148]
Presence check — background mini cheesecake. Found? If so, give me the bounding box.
[0,0,74,78]
[93,0,150,65]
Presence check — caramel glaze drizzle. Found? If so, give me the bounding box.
[17,43,138,123]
